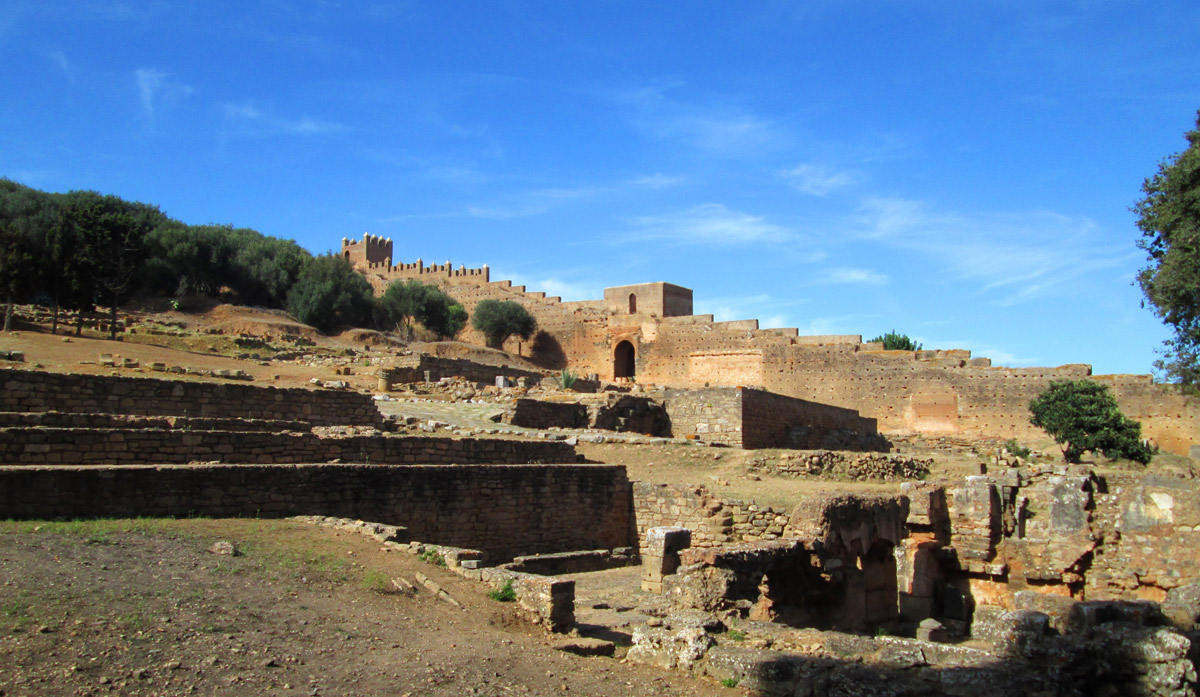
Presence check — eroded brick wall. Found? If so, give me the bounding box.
[0,369,383,427]
[0,464,635,562]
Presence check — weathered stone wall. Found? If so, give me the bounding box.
[662,387,883,450]
[0,428,575,466]
[631,482,791,552]
[0,369,383,427]
[0,464,635,562]
[662,388,743,446]
[380,354,545,388]
[899,465,1200,634]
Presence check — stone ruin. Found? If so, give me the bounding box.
[624,466,1200,696]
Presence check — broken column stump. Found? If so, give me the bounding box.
[642,526,692,592]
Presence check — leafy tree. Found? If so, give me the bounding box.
[471,299,537,349]
[0,223,33,331]
[868,330,923,351]
[58,191,157,340]
[377,280,468,340]
[1135,110,1200,386]
[377,279,427,338]
[1029,379,1154,465]
[286,254,375,334]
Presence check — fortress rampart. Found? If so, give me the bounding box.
[339,235,1200,455]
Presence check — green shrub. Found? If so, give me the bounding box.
[555,368,578,390]
[868,330,922,351]
[418,548,446,567]
[1003,439,1032,459]
[488,579,517,602]
[727,628,746,641]
[721,677,739,688]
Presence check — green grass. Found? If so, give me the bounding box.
[726,628,746,641]
[360,569,392,593]
[488,579,517,602]
[721,677,739,688]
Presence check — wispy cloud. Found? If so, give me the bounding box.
[613,85,785,156]
[848,196,1133,304]
[134,67,193,122]
[816,267,888,286]
[221,102,343,137]
[782,163,855,196]
[48,50,71,81]
[464,174,684,220]
[626,203,793,246]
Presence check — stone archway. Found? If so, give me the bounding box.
[614,340,636,380]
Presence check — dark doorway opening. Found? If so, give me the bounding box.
[614,340,636,379]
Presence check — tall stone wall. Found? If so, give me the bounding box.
[0,369,384,427]
[0,464,635,562]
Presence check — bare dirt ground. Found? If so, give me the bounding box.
[0,518,735,697]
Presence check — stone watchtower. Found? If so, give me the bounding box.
[342,233,394,272]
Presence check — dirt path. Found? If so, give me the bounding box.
[0,519,734,697]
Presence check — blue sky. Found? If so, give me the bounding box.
[3,2,1199,376]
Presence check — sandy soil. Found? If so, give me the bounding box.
[0,519,735,697]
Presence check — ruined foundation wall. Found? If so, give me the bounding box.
[0,464,635,562]
[632,482,791,553]
[380,354,545,387]
[0,369,384,427]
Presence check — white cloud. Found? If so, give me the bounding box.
[783,163,855,196]
[627,203,793,246]
[221,102,342,136]
[134,67,193,122]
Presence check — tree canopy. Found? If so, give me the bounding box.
[868,330,922,351]
[1135,110,1200,386]
[285,254,375,334]
[471,299,537,349]
[1029,379,1154,465]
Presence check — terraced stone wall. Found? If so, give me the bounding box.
[0,429,575,466]
[0,369,383,427]
[0,464,635,562]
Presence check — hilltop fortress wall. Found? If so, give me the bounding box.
[342,234,1200,455]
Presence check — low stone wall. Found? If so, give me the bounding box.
[0,428,575,466]
[746,450,932,481]
[504,399,589,429]
[0,464,636,563]
[0,369,383,427]
[381,355,545,388]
